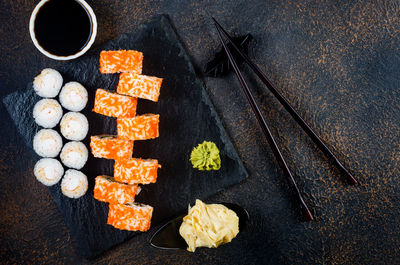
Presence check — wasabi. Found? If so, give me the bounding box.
[190,141,221,171]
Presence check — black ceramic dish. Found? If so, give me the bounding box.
[150,202,249,250]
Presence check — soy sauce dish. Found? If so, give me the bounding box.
[29,0,97,60]
[150,200,249,252]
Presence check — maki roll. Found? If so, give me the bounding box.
[33,68,63,98]
[59,81,88,112]
[107,203,153,231]
[99,50,143,74]
[34,158,64,186]
[114,158,160,184]
[61,169,88,199]
[33,129,63,157]
[117,73,163,102]
[33,98,63,128]
[93,88,137,118]
[60,112,89,141]
[117,114,159,140]
[94,175,141,204]
[60,141,88,170]
[90,135,133,160]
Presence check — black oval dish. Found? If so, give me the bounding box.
[150,202,249,250]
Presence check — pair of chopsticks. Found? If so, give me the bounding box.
[212,18,357,221]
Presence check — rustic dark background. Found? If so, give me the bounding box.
[1,0,400,264]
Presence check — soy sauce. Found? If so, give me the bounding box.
[34,0,92,56]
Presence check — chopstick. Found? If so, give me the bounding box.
[212,18,357,186]
[213,20,314,221]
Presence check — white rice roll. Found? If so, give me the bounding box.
[59,82,88,111]
[33,68,63,98]
[34,158,64,186]
[60,141,88,169]
[33,99,63,128]
[33,129,63,157]
[61,169,88,198]
[60,112,89,141]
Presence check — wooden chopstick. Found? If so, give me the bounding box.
[213,20,314,221]
[212,18,357,185]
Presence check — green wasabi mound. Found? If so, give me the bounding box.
[190,141,221,171]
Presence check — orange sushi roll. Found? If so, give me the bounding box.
[94,175,140,204]
[90,135,133,160]
[117,73,163,102]
[117,114,159,140]
[114,158,160,184]
[107,203,153,231]
[99,50,143,74]
[93,88,137,118]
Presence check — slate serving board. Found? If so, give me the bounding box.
[2,15,248,258]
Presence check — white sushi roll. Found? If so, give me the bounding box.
[60,112,89,141]
[34,158,64,186]
[60,141,88,169]
[33,129,63,157]
[33,99,63,128]
[61,169,88,198]
[33,68,63,98]
[59,82,88,111]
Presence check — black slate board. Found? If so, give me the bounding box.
[2,15,247,258]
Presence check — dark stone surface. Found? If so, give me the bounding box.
[2,15,248,259]
[1,0,400,264]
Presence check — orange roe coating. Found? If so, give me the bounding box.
[107,203,153,231]
[117,114,159,140]
[99,50,143,74]
[94,176,140,204]
[93,89,137,118]
[90,135,133,160]
[114,158,160,184]
[117,73,163,102]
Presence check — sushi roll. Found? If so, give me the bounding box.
[114,158,160,184]
[94,175,141,204]
[117,114,159,140]
[33,98,63,128]
[93,88,137,118]
[107,203,153,231]
[60,141,88,170]
[99,50,143,74]
[33,129,63,157]
[33,68,63,98]
[90,135,133,160]
[61,169,88,198]
[117,73,163,102]
[34,158,64,186]
[60,112,89,141]
[59,81,88,111]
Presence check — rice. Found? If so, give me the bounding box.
[94,175,140,204]
[60,112,89,141]
[107,203,153,231]
[60,141,88,169]
[92,88,137,118]
[117,114,159,140]
[33,98,63,128]
[61,169,88,198]
[117,73,163,102]
[59,81,88,111]
[114,158,160,184]
[34,158,64,186]
[90,135,134,160]
[99,50,143,74]
[33,129,63,157]
[33,68,63,98]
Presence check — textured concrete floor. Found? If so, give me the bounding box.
[1,0,400,264]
